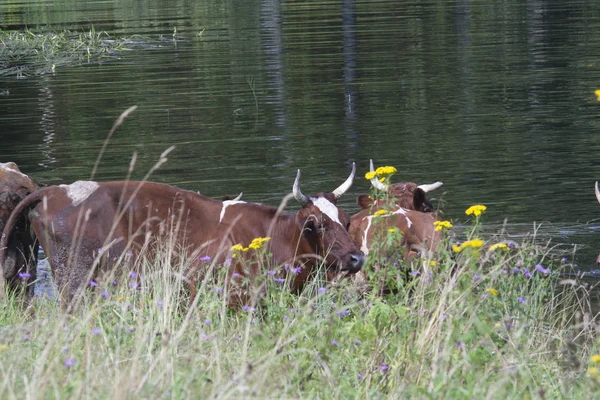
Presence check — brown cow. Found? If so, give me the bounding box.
[350,159,444,256]
[0,165,364,308]
[0,162,39,299]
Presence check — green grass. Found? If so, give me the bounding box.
[1,217,599,399]
[0,28,134,77]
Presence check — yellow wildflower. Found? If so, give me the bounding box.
[231,244,248,252]
[489,243,509,251]
[591,355,600,363]
[595,90,600,101]
[0,345,9,351]
[428,260,438,267]
[433,220,453,231]
[249,237,271,250]
[452,239,484,253]
[373,209,388,217]
[485,288,499,297]
[465,204,487,217]
[364,165,397,181]
[588,367,599,375]
[388,228,396,233]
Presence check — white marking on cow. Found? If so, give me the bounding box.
[392,207,412,228]
[60,181,99,206]
[219,200,246,223]
[0,162,27,178]
[361,216,374,255]
[310,197,341,225]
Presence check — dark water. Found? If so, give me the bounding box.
[2,0,600,270]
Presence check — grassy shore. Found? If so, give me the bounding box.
[1,210,599,399]
[0,28,133,77]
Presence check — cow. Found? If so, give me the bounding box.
[0,162,39,300]
[0,165,364,309]
[350,160,444,256]
[345,160,444,293]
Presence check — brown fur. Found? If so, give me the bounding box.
[0,181,363,308]
[0,162,39,299]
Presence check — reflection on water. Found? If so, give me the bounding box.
[2,0,600,269]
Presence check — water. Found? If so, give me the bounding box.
[2,0,600,271]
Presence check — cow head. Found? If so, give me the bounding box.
[356,159,443,212]
[293,163,364,274]
[0,162,39,294]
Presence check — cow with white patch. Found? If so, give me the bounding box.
[0,162,39,299]
[349,159,444,257]
[0,165,364,308]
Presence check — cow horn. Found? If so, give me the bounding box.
[232,192,243,201]
[418,182,443,192]
[369,159,388,191]
[293,169,310,205]
[332,162,356,199]
[595,182,600,204]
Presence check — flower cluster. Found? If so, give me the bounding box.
[485,288,499,297]
[249,237,271,250]
[373,209,388,217]
[465,204,487,217]
[433,220,453,232]
[588,354,600,375]
[452,239,484,253]
[489,243,508,251]
[365,166,397,181]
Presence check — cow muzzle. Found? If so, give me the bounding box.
[341,252,365,274]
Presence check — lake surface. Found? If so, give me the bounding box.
[2,0,600,270]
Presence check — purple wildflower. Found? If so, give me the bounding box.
[232,272,241,278]
[88,280,98,287]
[512,267,521,274]
[534,264,551,274]
[97,247,103,254]
[200,256,211,262]
[273,278,285,284]
[128,271,137,279]
[157,300,164,308]
[100,291,110,299]
[213,287,223,293]
[481,294,488,301]
[112,280,118,286]
[91,328,102,336]
[457,342,465,350]
[225,257,232,265]
[18,272,31,279]
[284,264,291,271]
[502,269,508,275]
[409,270,421,277]
[354,339,362,345]
[291,266,302,274]
[337,309,351,318]
[129,281,138,290]
[473,274,481,282]
[23,335,29,341]
[203,319,211,325]
[317,287,327,294]
[379,365,389,371]
[283,315,290,321]
[523,269,533,279]
[64,358,77,368]
[125,328,134,334]
[357,372,363,379]
[267,270,277,276]
[561,257,568,263]
[516,259,524,267]
[331,340,339,346]
[508,242,515,249]
[61,346,69,353]
[518,296,526,304]
[242,305,251,312]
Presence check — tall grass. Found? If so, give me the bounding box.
[1,220,598,398]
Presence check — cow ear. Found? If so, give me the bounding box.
[357,195,374,209]
[323,193,337,204]
[413,188,434,212]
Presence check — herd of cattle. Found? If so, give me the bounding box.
[0,160,445,309]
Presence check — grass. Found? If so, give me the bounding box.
[0,28,135,77]
[1,213,599,399]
